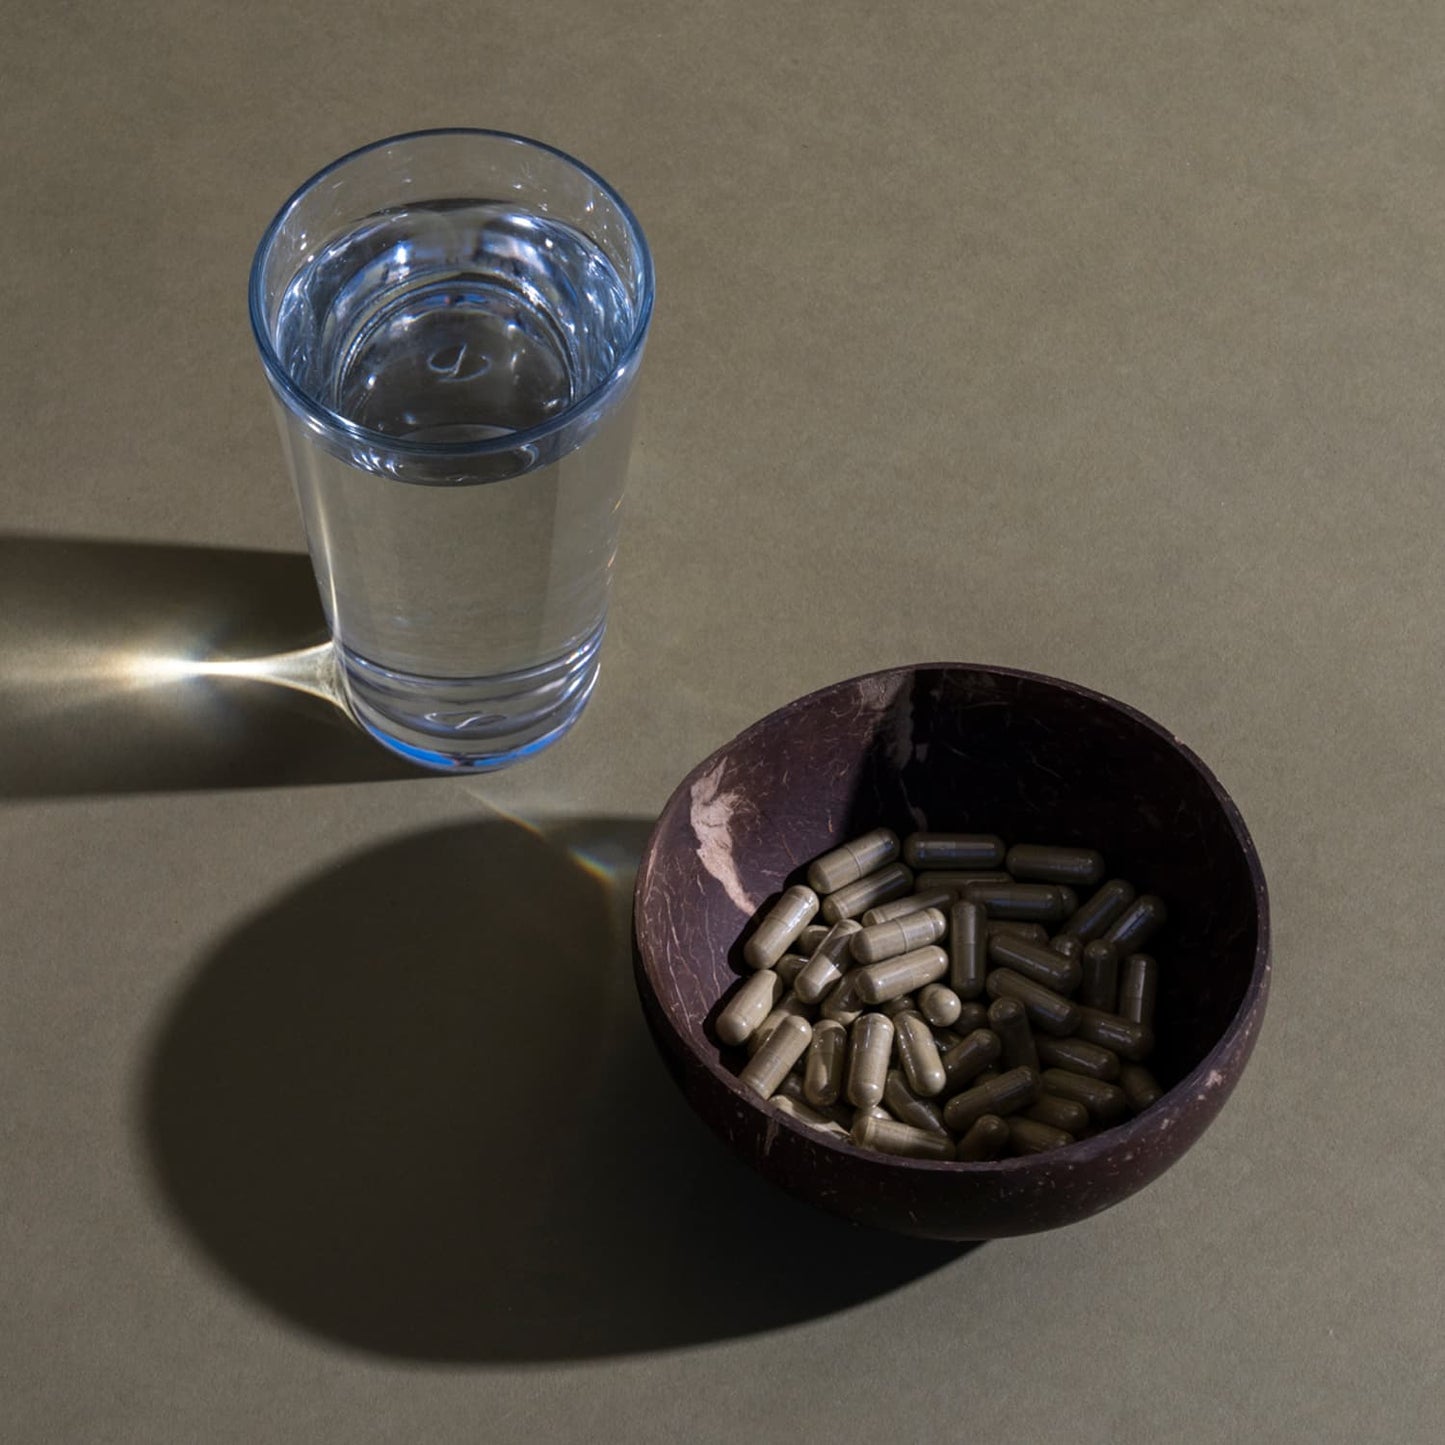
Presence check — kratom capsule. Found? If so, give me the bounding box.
[1006,1116,1073,1153]
[1119,953,1159,1029]
[1025,1093,1090,1135]
[776,1071,853,1129]
[1049,934,1083,965]
[1119,1063,1163,1111]
[880,994,918,1017]
[797,923,831,955]
[716,968,783,1046]
[1080,939,1120,1011]
[987,921,1050,944]
[771,1094,850,1140]
[954,1001,990,1035]
[1103,894,1168,954]
[942,1066,1040,1132]
[940,1027,1002,1091]
[988,996,1040,1073]
[861,889,955,927]
[846,1012,895,1108]
[986,931,1082,994]
[851,1111,956,1160]
[1061,878,1136,942]
[918,983,962,1027]
[746,991,811,1055]
[1073,1005,1154,1061]
[774,953,809,989]
[985,968,1081,1036]
[794,919,863,1003]
[743,885,820,969]
[949,899,988,999]
[893,1010,947,1097]
[902,833,1006,869]
[856,944,950,1004]
[954,1113,1010,1161]
[820,862,914,923]
[962,881,1074,922]
[1004,844,1106,886]
[916,869,1011,891]
[804,1018,849,1107]
[1034,1034,1121,1080]
[739,1014,812,1098]
[1040,1067,1128,1123]
[883,1069,949,1136]
[819,969,869,1025]
[853,907,948,965]
[807,828,901,895]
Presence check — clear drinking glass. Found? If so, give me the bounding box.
[249,130,654,771]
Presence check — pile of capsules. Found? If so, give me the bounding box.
[716,829,1168,1160]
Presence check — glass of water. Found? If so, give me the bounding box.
[249,130,654,771]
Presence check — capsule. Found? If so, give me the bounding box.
[916,869,1011,891]
[949,899,988,999]
[851,908,947,965]
[774,953,809,989]
[1119,1063,1164,1112]
[804,1018,849,1106]
[1061,878,1136,942]
[1025,1094,1090,1135]
[739,1015,813,1099]
[940,1027,1002,1092]
[743,885,820,969]
[1102,894,1168,954]
[797,924,831,955]
[1005,844,1105,886]
[954,1001,990,1035]
[1119,953,1159,1029]
[985,968,1081,1036]
[746,991,811,1055]
[954,1114,1010,1161]
[893,1010,947,1097]
[1073,1005,1154,1061]
[988,921,1050,943]
[986,931,1082,994]
[918,983,962,1028]
[794,919,863,1003]
[1079,939,1119,1012]
[1040,1067,1129,1123]
[846,1012,895,1108]
[775,1071,853,1129]
[942,1066,1040,1132]
[807,828,901,895]
[820,862,914,923]
[988,996,1040,1073]
[861,889,955,927]
[1006,1116,1073,1154]
[883,1069,949,1136]
[851,1111,956,1160]
[962,881,1074,922]
[856,944,950,1004]
[715,968,784,1047]
[1049,934,1083,965]
[902,833,1006,869]
[1035,1035,1120,1080]
[771,1093,850,1139]
[819,969,868,1025]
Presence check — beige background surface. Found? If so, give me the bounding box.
[3,2,1441,1441]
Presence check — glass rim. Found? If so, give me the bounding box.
[247,127,655,457]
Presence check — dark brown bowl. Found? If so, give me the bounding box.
[632,664,1270,1240]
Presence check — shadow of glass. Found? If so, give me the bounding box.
[0,533,417,797]
[140,815,972,1362]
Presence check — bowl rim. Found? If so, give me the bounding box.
[633,661,1272,1173]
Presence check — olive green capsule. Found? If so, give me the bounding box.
[739,1015,813,1099]
[1035,1035,1120,1080]
[1102,894,1168,954]
[1119,1063,1164,1112]
[716,968,784,1047]
[954,1114,1010,1161]
[797,924,831,955]
[851,1111,956,1160]
[1006,1116,1073,1153]
[819,969,868,1025]
[804,1018,849,1107]
[916,869,1011,891]
[962,881,1073,922]
[918,983,962,1028]
[1060,878,1136,942]
[846,1012,895,1108]
[851,907,947,965]
[1073,1005,1154,1061]
[1119,953,1159,1029]
[1080,939,1120,1011]
[774,953,810,989]
[880,994,918,1017]
[1040,1067,1129,1123]
[746,991,811,1055]
[776,1071,854,1129]
[794,919,863,1004]
[820,862,914,923]
[942,1066,1040,1132]
[949,899,988,999]
[954,1001,990,1035]
[883,1069,949,1136]
[985,968,1081,1036]
[986,932,1082,994]
[861,889,954,926]
[1048,934,1083,964]
[940,1027,1002,1092]
[856,944,950,1004]
[987,996,1040,1073]
[902,833,1006,869]
[893,1010,947,1097]
[807,828,902,895]
[743,884,821,969]
[1004,844,1106,887]
[1025,1093,1090,1135]
[771,1094,850,1140]
[987,921,1050,943]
